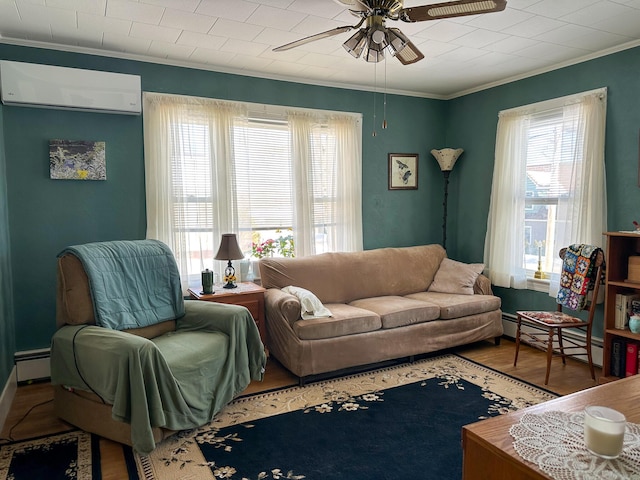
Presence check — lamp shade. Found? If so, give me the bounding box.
[214,234,244,261]
[431,148,464,172]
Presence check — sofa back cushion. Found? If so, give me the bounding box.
[259,244,446,304]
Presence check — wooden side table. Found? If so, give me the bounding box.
[187,282,267,344]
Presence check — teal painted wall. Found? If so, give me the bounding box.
[0,102,16,387]
[0,44,446,351]
[446,45,640,339]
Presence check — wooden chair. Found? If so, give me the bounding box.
[513,245,604,385]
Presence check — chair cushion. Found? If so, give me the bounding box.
[518,311,585,325]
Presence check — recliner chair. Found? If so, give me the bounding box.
[50,239,266,454]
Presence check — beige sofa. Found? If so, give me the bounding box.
[259,244,503,382]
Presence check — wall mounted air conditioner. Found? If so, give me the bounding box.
[0,60,141,115]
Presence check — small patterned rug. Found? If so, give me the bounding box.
[0,429,101,480]
[134,354,557,480]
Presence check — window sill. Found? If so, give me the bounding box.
[527,276,550,293]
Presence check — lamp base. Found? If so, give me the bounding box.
[223,282,237,289]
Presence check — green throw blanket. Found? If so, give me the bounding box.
[57,240,185,330]
[51,301,266,454]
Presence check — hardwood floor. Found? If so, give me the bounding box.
[0,338,600,478]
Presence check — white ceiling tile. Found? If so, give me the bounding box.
[130,22,181,43]
[195,0,258,22]
[106,0,164,24]
[253,27,305,48]
[415,21,477,43]
[147,40,196,59]
[465,8,534,31]
[51,25,103,47]
[0,2,20,25]
[228,53,274,70]
[418,39,460,58]
[296,51,340,68]
[501,15,566,38]
[589,8,640,37]
[102,31,151,54]
[45,0,105,15]
[77,12,130,35]
[142,0,200,12]
[209,18,265,40]
[537,23,630,51]
[439,46,490,63]
[15,1,76,26]
[188,46,235,65]
[524,0,601,18]
[177,30,226,49]
[259,59,308,75]
[246,4,306,30]
[286,0,345,19]
[515,42,589,62]
[220,38,269,56]
[560,1,634,27]
[485,35,539,54]
[160,9,216,33]
[451,29,510,49]
[291,14,346,36]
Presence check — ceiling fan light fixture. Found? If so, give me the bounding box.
[364,39,385,62]
[387,28,409,56]
[343,29,368,58]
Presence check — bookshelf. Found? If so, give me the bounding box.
[602,231,640,381]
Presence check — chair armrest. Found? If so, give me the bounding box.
[264,288,301,326]
[473,274,494,295]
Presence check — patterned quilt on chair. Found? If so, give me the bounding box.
[556,244,601,311]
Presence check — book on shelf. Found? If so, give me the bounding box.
[611,337,625,377]
[626,342,639,377]
[614,293,640,329]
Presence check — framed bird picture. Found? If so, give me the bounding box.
[389,153,418,190]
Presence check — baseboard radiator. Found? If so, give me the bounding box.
[502,313,603,368]
[15,348,51,383]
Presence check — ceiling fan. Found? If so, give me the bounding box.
[273,0,507,65]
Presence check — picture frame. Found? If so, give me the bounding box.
[389,153,418,190]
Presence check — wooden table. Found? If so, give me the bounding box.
[462,375,640,479]
[188,282,266,344]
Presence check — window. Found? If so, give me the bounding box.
[143,93,363,291]
[484,88,607,293]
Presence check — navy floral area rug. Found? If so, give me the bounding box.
[0,430,101,480]
[134,354,556,480]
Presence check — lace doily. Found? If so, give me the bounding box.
[510,411,640,479]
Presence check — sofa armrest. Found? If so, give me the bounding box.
[473,274,494,295]
[264,288,301,326]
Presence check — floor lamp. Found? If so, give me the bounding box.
[431,148,464,251]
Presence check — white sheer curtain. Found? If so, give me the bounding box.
[288,112,363,256]
[144,92,362,290]
[484,89,607,292]
[143,92,246,292]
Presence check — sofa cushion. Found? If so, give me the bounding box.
[293,304,381,340]
[405,292,501,320]
[349,296,440,329]
[428,258,484,295]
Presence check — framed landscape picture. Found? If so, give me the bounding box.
[389,153,418,190]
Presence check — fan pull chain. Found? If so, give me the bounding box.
[372,61,377,137]
[383,55,388,129]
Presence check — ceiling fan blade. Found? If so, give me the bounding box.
[394,40,425,65]
[400,0,507,22]
[273,25,355,52]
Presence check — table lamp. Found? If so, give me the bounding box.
[214,233,244,289]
